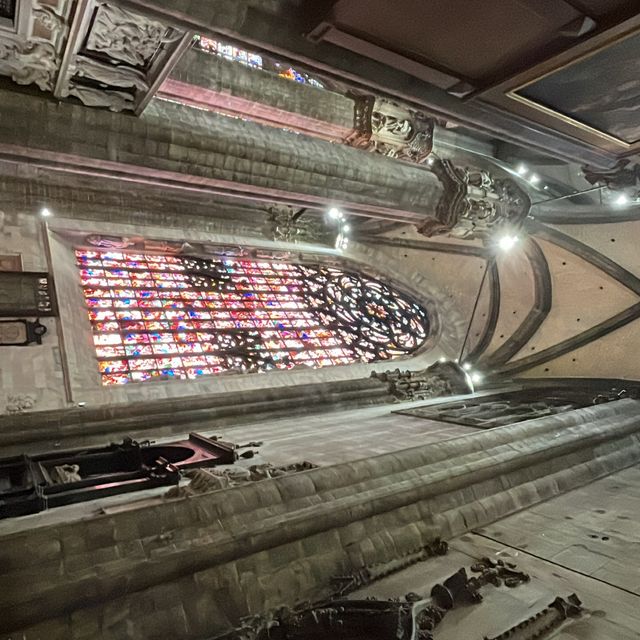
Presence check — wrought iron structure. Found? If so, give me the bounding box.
[76,249,430,385]
[0,432,236,519]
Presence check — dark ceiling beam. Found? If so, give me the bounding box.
[481,238,552,367]
[494,301,640,376]
[358,235,490,258]
[466,259,501,363]
[531,202,640,224]
[118,0,619,169]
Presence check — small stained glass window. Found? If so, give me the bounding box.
[76,250,429,385]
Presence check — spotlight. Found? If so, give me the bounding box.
[439,357,447,363]
[462,363,472,371]
[342,224,351,233]
[529,174,540,185]
[40,207,52,217]
[471,372,483,384]
[328,207,343,220]
[498,235,519,252]
[615,194,629,206]
[516,164,528,175]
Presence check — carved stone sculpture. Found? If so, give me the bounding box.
[372,360,472,401]
[348,96,434,164]
[583,160,640,197]
[265,205,326,243]
[85,3,176,67]
[68,84,135,111]
[0,40,59,91]
[72,55,149,91]
[417,158,530,239]
[5,394,37,414]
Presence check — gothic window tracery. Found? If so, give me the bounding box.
[75,250,429,385]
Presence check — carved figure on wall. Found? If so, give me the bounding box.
[265,205,326,243]
[68,83,135,111]
[417,158,530,239]
[86,234,136,249]
[72,55,149,91]
[85,3,177,67]
[348,96,434,165]
[0,41,59,91]
[5,394,37,414]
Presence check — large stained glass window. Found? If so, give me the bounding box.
[76,250,429,385]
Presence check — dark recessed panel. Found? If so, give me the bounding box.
[0,0,15,21]
[516,31,640,144]
[330,0,581,81]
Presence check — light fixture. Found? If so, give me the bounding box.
[529,174,540,185]
[40,207,52,217]
[342,224,351,233]
[439,357,447,363]
[516,164,528,175]
[497,234,519,252]
[462,362,472,371]
[427,156,435,166]
[615,194,629,206]
[328,207,343,220]
[471,372,483,384]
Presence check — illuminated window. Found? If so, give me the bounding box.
[192,36,324,89]
[76,250,429,385]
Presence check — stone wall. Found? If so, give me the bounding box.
[2,399,639,639]
[0,177,459,415]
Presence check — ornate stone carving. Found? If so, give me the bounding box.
[72,55,149,91]
[265,205,327,243]
[417,158,530,239]
[348,96,434,164]
[5,393,37,414]
[0,40,59,91]
[67,84,135,112]
[372,361,472,401]
[583,160,640,197]
[85,3,177,67]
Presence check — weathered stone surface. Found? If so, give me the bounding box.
[1,400,639,638]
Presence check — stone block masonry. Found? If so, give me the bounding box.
[1,400,639,638]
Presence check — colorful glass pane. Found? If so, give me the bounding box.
[75,249,429,385]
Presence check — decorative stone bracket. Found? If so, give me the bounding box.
[418,158,531,239]
[347,95,435,165]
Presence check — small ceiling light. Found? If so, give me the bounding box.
[543,185,549,190]
[40,207,52,217]
[471,372,483,384]
[615,194,629,206]
[439,357,447,363]
[427,156,435,166]
[529,174,540,185]
[328,207,343,220]
[342,224,351,233]
[516,164,528,175]
[462,363,472,371]
[498,235,519,252]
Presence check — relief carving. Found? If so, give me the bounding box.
[67,83,135,112]
[72,55,149,92]
[85,3,177,67]
[418,158,530,239]
[265,205,326,243]
[348,95,434,165]
[0,40,58,90]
